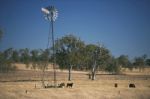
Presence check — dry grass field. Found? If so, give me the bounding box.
[0,64,150,99]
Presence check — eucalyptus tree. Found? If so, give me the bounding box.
[105,56,121,74]
[30,49,40,69]
[0,48,17,73]
[11,49,20,63]
[84,44,111,80]
[19,48,30,67]
[3,48,13,59]
[146,59,150,66]
[133,55,147,72]
[84,44,97,70]
[97,45,111,71]
[55,34,85,81]
[83,44,98,80]
[117,55,130,67]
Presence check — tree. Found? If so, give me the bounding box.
[97,45,111,71]
[19,48,30,68]
[117,55,130,67]
[133,56,145,72]
[0,48,17,73]
[11,49,20,63]
[105,57,121,74]
[117,55,133,70]
[146,59,150,66]
[55,35,112,80]
[83,44,98,80]
[91,48,98,80]
[55,34,85,81]
[85,44,112,80]
[30,49,40,69]
[84,44,97,71]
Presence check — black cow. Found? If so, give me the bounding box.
[129,83,136,88]
[67,83,73,88]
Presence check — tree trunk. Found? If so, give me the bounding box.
[91,60,96,80]
[68,65,72,81]
[91,71,96,80]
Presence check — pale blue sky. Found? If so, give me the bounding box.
[0,0,150,59]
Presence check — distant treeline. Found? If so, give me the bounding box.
[0,35,150,73]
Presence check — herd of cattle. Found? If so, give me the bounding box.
[58,82,136,88]
[45,82,136,88]
[25,82,136,94]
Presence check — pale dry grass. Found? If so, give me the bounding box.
[0,64,150,99]
[122,67,150,75]
[14,63,55,70]
[0,79,150,99]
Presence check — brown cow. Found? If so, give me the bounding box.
[114,83,118,88]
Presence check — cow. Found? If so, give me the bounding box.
[67,83,74,88]
[114,83,118,88]
[129,83,136,88]
[58,83,65,88]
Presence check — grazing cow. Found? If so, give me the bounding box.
[67,83,73,88]
[129,83,136,88]
[58,83,65,88]
[114,83,118,88]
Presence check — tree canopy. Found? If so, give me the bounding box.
[0,34,149,74]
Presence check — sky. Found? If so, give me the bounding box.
[0,0,150,59]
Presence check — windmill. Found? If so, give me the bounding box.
[41,6,58,88]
